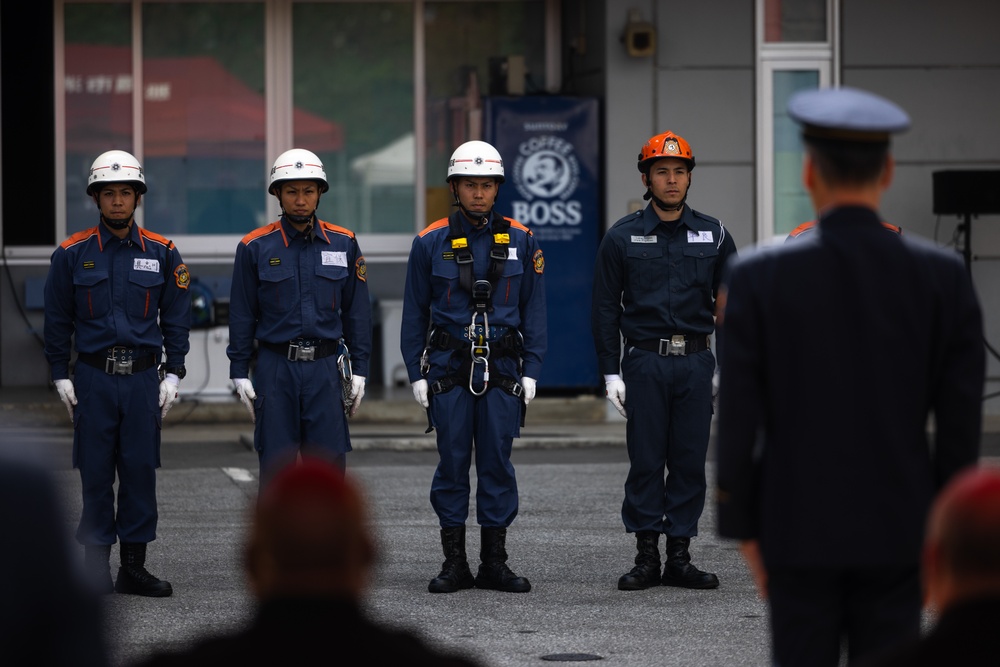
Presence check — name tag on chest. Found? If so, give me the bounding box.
[687,230,714,243]
[630,235,657,244]
[133,258,160,272]
[322,251,348,267]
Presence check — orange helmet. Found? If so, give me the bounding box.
[637,131,695,173]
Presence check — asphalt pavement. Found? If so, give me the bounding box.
[3,387,999,667]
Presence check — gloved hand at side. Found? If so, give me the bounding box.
[233,378,257,423]
[712,367,721,410]
[54,378,77,421]
[411,379,429,409]
[521,377,537,406]
[604,374,627,418]
[349,375,366,417]
[158,373,180,419]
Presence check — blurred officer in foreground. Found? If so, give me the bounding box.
[44,149,191,597]
[131,459,484,667]
[591,131,737,592]
[228,149,372,489]
[716,87,985,667]
[856,465,1000,667]
[401,140,547,594]
[0,448,110,666]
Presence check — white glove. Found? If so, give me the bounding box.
[233,378,257,423]
[712,367,720,410]
[54,379,77,421]
[521,377,537,406]
[604,374,627,418]
[158,373,180,419]
[411,379,429,409]
[349,375,366,417]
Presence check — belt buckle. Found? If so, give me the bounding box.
[659,335,686,356]
[289,342,315,362]
[107,346,135,374]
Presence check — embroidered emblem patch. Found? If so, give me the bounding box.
[356,256,367,282]
[83,260,95,269]
[442,251,455,261]
[532,249,545,274]
[174,264,190,289]
[269,258,281,266]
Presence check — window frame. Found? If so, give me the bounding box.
[54,0,561,262]
[755,0,839,243]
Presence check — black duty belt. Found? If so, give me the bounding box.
[261,339,338,362]
[628,335,710,356]
[77,347,159,375]
[428,326,522,356]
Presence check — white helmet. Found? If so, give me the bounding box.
[447,140,505,183]
[268,148,329,195]
[87,150,146,195]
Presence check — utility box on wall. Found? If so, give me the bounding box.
[484,96,601,391]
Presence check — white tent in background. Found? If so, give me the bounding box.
[351,132,415,186]
[350,132,415,231]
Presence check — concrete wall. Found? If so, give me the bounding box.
[602,0,756,250]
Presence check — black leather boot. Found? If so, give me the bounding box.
[84,544,114,595]
[474,527,531,593]
[115,542,173,597]
[618,530,662,590]
[428,526,475,593]
[661,536,719,589]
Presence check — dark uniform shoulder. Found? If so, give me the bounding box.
[609,209,644,230]
[690,208,722,227]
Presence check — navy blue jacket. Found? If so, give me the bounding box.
[716,206,984,567]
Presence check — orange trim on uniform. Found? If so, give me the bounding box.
[241,221,287,247]
[419,218,451,238]
[789,219,902,238]
[61,227,100,250]
[317,219,356,240]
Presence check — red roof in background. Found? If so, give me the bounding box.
[65,44,342,158]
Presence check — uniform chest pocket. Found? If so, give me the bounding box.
[127,269,165,319]
[625,245,665,292]
[495,257,525,306]
[314,263,349,313]
[681,245,719,288]
[73,270,111,320]
[259,265,297,314]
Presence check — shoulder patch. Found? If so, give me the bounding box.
[356,256,367,282]
[174,263,190,289]
[532,248,545,274]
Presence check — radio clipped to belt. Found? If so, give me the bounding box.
[336,339,353,417]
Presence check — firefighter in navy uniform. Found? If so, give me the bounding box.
[44,149,191,597]
[401,140,547,594]
[591,131,738,592]
[227,149,371,489]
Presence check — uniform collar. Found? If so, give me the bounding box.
[97,220,144,252]
[280,214,331,245]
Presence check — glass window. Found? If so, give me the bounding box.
[64,2,134,234]
[763,0,827,43]
[772,70,819,236]
[142,3,266,236]
[423,1,546,224]
[292,2,414,234]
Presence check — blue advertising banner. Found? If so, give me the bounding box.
[484,96,601,390]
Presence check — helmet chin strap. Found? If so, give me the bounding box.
[451,185,493,229]
[100,212,134,231]
[645,188,686,213]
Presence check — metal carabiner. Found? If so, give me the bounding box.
[469,355,489,396]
